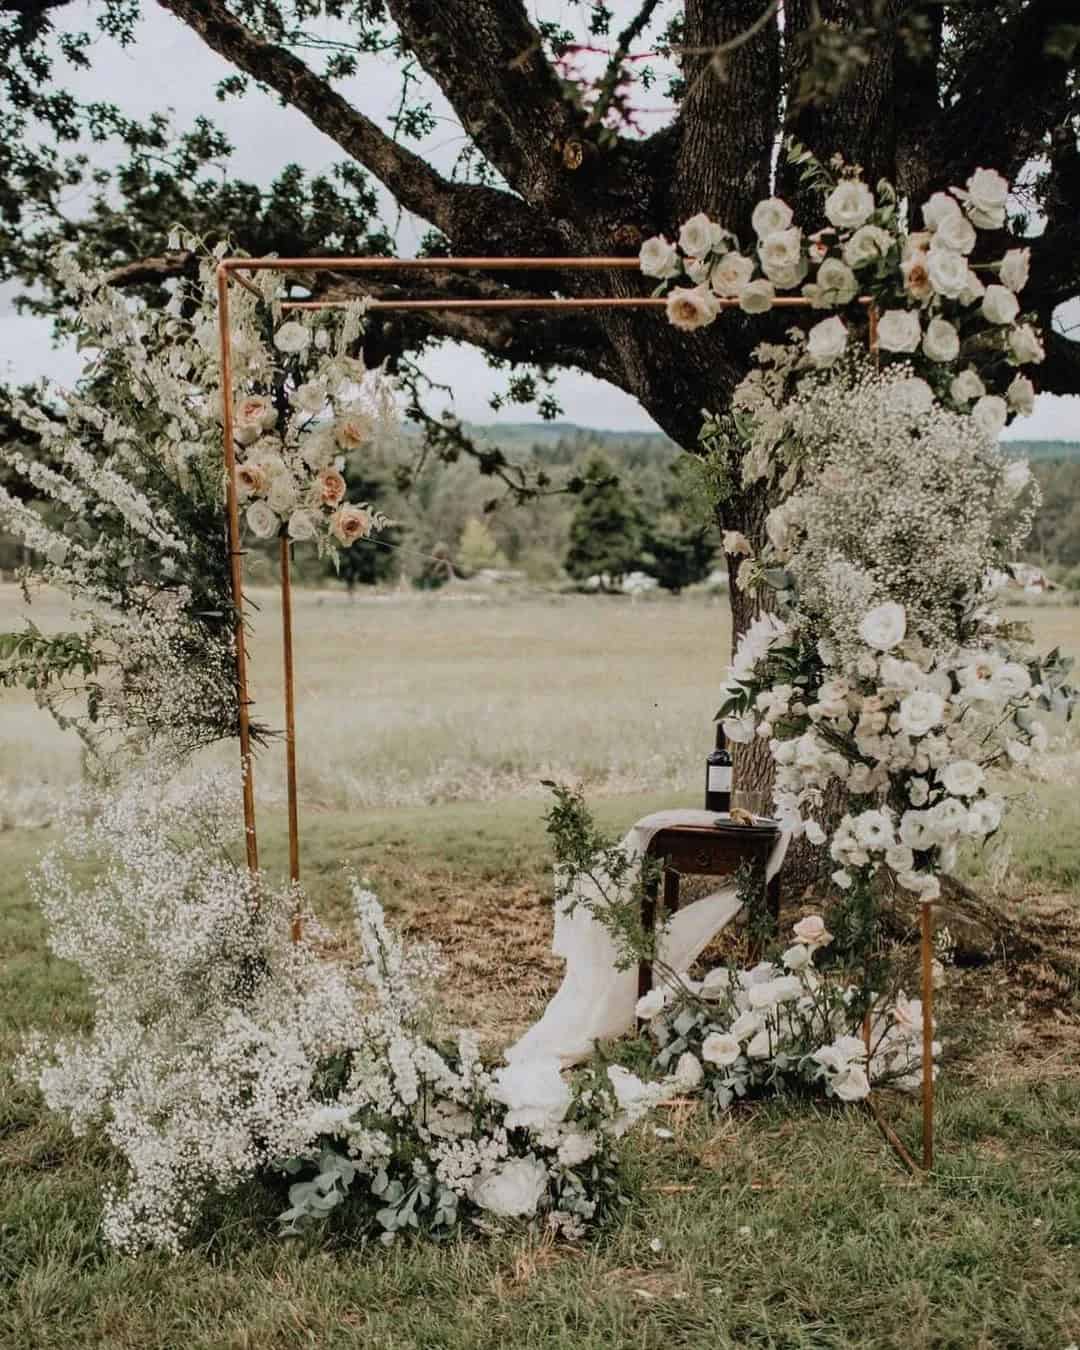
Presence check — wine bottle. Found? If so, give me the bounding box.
[705,721,733,814]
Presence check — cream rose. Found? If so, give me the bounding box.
[876,309,921,353]
[968,797,1003,835]
[885,844,915,873]
[287,509,317,541]
[999,247,1030,293]
[701,1033,741,1067]
[950,369,986,406]
[811,257,858,308]
[927,247,970,298]
[990,661,1031,699]
[933,210,977,254]
[792,914,832,947]
[334,412,373,450]
[235,461,268,498]
[294,381,326,414]
[666,286,717,331]
[245,500,278,539]
[1008,324,1045,365]
[858,601,907,651]
[722,530,751,556]
[922,317,960,363]
[982,284,1020,326]
[634,988,666,1020]
[922,191,963,232]
[901,252,932,301]
[491,1059,571,1129]
[897,689,945,737]
[470,1157,549,1218]
[268,474,300,515]
[958,267,986,306]
[963,167,1009,229]
[824,179,875,231]
[972,394,1007,440]
[751,196,793,239]
[273,321,312,355]
[678,212,715,258]
[233,395,278,447]
[842,224,891,268]
[330,504,372,545]
[807,315,848,366]
[1006,374,1035,415]
[316,467,347,507]
[739,278,775,314]
[639,235,680,279]
[758,226,802,275]
[710,251,755,298]
[940,759,985,797]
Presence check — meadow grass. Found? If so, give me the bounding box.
[2,589,1079,1347]
[2,801,1080,1350]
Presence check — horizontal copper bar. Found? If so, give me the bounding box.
[220,255,642,273]
[280,295,872,313]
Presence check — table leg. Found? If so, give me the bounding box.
[638,873,658,1001]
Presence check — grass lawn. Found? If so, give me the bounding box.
[3,790,1079,1350]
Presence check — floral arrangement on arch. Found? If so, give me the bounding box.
[0,241,397,753]
[643,148,1074,910]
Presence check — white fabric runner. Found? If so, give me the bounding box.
[506,809,790,1067]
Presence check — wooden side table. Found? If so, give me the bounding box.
[638,820,782,998]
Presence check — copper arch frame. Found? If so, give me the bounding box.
[216,255,933,1170]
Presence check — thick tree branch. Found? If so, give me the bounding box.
[384,0,584,209]
[154,0,536,247]
[105,250,198,288]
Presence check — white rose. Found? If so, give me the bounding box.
[739,278,775,314]
[885,844,915,873]
[245,500,279,539]
[274,321,312,355]
[939,759,985,797]
[810,258,858,308]
[968,797,1003,835]
[300,428,336,471]
[268,474,300,515]
[710,251,755,298]
[294,381,326,414]
[899,810,939,850]
[933,210,977,255]
[666,286,717,331]
[933,796,970,839]
[972,394,1007,440]
[950,369,986,406]
[557,1130,598,1168]
[876,309,921,353]
[990,661,1031,700]
[678,212,715,258]
[958,267,986,306]
[825,180,875,231]
[751,196,793,239]
[858,601,907,651]
[701,1033,741,1067]
[842,224,892,268]
[287,509,317,541]
[1008,324,1045,365]
[907,777,930,807]
[684,254,712,284]
[792,914,832,947]
[781,943,811,971]
[831,869,853,891]
[922,191,963,232]
[730,1009,765,1041]
[722,714,756,744]
[807,315,848,366]
[635,988,666,1021]
[758,226,803,275]
[607,1065,648,1113]
[922,317,960,363]
[963,167,1009,230]
[491,1059,571,1130]
[1006,374,1035,415]
[853,809,894,850]
[999,247,1030,293]
[675,1052,704,1089]
[745,1028,772,1060]
[804,820,827,846]
[898,689,945,737]
[982,284,1020,326]
[831,1065,871,1102]
[470,1156,549,1218]
[765,258,809,291]
[927,248,970,298]
[639,235,680,279]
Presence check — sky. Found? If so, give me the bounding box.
[2,0,1078,441]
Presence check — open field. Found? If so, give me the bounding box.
[2,584,1078,811]
[2,588,1079,1347]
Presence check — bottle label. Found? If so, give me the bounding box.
[708,765,733,792]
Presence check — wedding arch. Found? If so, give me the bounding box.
[214,256,935,1168]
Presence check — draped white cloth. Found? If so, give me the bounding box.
[506,809,790,1068]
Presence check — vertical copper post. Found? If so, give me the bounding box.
[279,534,302,940]
[216,265,259,873]
[921,901,935,1169]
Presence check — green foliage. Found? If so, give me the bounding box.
[457,518,506,576]
[564,454,643,588]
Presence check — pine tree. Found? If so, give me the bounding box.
[564,454,643,591]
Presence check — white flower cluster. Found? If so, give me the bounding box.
[19,769,673,1253]
[642,155,1042,418]
[637,915,936,1108]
